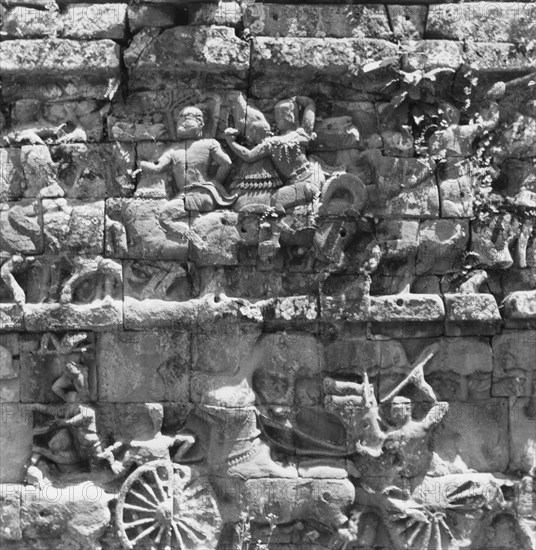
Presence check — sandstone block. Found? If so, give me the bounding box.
[0,404,33,482]
[105,199,190,260]
[492,332,536,397]
[0,334,20,403]
[20,334,95,403]
[401,40,463,71]
[0,149,24,202]
[189,211,241,266]
[0,200,43,254]
[369,294,445,339]
[423,337,493,401]
[503,290,536,329]
[434,399,509,473]
[42,199,105,254]
[126,26,250,89]
[62,4,127,39]
[20,145,61,198]
[438,159,475,217]
[52,143,135,198]
[0,484,22,541]
[243,4,391,39]
[444,293,502,336]
[24,302,123,332]
[388,5,426,39]
[509,397,536,474]
[427,3,536,43]
[0,39,120,76]
[417,219,469,275]
[127,4,175,33]
[463,42,536,72]
[97,331,190,402]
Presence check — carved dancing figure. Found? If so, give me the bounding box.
[224,96,324,211]
[139,106,236,211]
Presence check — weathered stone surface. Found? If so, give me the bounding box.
[445,293,502,336]
[0,404,33,482]
[434,399,509,473]
[369,294,445,338]
[2,74,116,102]
[401,40,463,71]
[503,290,536,328]
[42,199,104,254]
[0,149,24,201]
[0,335,20,403]
[20,334,95,403]
[105,199,190,259]
[388,5,427,39]
[243,477,354,525]
[0,485,22,541]
[416,219,469,275]
[189,211,241,266]
[62,4,127,39]
[427,3,536,43]
[438,159,475,217]
[355,154,439,218]
[126,26,250,89]
[0,305,24,331]
[244,4,391,38]
[1,4,126,39]
[21,485,112,548]
[24,301,123,331]
[0,39,120,76]
[463,42,536,72]
[492,332,536,397]
[189,1,242,26]
[97,331,190,402]
[251,37,399,96]
[0,200,43,254]
[509,397,536,474]
[20,145,62,198]
[127,4,175,33]
[424,337,493,401]
[52,143,135,198]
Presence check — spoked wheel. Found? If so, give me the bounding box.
[116,459,221,550]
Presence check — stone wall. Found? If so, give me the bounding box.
[0,1,535,548]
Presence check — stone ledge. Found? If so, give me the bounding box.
[0,39,120,76]
[444,293,502,336]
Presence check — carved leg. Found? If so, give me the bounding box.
[0,257,27,305]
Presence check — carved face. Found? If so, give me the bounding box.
[390,400,412,426]
[49,429,73,452]
[245,120,272,145]
[274,99,298,133]
[176,107,204,139]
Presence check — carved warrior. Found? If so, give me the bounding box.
[139,106,236,211]
[224,95,324,211]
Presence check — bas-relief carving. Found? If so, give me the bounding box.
[2,82,536,550]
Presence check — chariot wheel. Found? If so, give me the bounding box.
[116,460,221,550]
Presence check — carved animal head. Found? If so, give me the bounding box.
[324,372,387,458]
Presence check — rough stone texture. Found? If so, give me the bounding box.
[97,331,190,402]
[243,4,391,38]
[433,399,509,473]
[426,3,536,43]
[125,26,250,89]
[0,39,120,76]
[416,219,469,274]
[1,3,536,549]
[0,405,33,482]
[445,293,502,336]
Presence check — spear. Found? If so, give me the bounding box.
[380,344,439,404]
